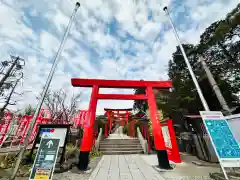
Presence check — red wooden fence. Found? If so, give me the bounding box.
[0,109,90,147]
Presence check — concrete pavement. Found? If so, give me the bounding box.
[88,155,166,180]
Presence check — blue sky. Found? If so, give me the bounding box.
[0,0,239,114]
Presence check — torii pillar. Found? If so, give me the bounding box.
[71,78,173,170]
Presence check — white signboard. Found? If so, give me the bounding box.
[162,126,172,148]
[200,111,240,168]
[29,137,60,180]
[226,113,240,144]
[37,128,67,147]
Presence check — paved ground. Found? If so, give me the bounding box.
[1,153,221,180]
[89,155,166,180]
[141,153,220,180]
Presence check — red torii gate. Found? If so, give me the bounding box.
[104,108,132,135]
[71,78,173,170]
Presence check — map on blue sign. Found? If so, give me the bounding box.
[204,119,240,158]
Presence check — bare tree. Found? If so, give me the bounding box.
[0,77,23,112]
[0,55,25,89]
[0,56,24,123]
[38,88,81,124]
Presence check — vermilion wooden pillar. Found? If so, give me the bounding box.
[141,124,144,137]
[130,121,134,137]
[78,85,99,170]
[107,111,112,134]
[104,122,108,136]
[146,86,172,169]
[146,126,151,153]
[126,111,129,124]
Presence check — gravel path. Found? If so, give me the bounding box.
[53,156,102,180]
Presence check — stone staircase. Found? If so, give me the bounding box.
[99,139,143,155]
[99,126,144,155]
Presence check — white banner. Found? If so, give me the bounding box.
[161,126,172,148]
[37,128,67,147]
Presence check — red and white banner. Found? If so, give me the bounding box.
[73,110,90,128]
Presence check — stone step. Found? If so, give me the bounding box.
[102,139,139,141]
[99,147,143,151]
[100,141,140,145]
[102,150,143,155]
[99,144,142,148]
[100,140,140,144]
[105,138,139,140]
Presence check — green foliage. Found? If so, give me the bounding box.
[167,44,239,116]
[90,147,103,159]
[24,104,36,115]
[198,4,240,88]
[95,116,108,134]
[23,150,36,161]
[65,143,78,160]
[66,143,76,154]
[77,126,84,139]
[148,120,152,137]
[155,4,239,121]
[0,152,33,170]
[133,88,148,112]
[123,125,128,134]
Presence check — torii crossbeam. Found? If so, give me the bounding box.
[71,78,173,170]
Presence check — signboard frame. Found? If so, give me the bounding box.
[29,124,71,165]
[29,137,60,180]
[226,113,240,144]
[200,111,240,180]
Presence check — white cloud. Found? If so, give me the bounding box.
[39,31,60,57]
[140,21,162,43]
[0,0,239,115]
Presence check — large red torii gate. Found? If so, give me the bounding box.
[71,78,173,170]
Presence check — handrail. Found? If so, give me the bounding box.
[137,127,148,154]
[0,121,17,148]
[95,128,103,152]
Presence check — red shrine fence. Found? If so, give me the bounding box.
[0,109,89,148]
[0,108,181,164]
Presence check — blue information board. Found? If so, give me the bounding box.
[204,119,240,158]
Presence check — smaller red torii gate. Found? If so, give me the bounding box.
[104,108,132,135]
[71,78,174,170]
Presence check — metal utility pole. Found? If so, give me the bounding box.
[198,56,231,115]
[163,6,230,180]
[163,6,210,111]
[10,2,80,179]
